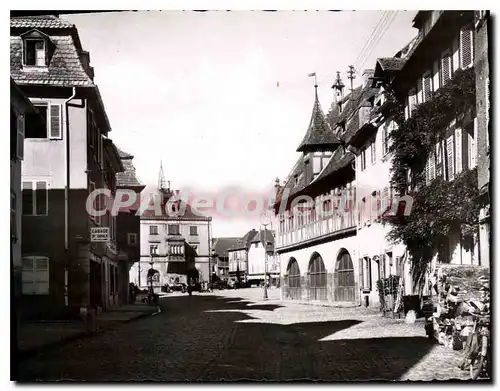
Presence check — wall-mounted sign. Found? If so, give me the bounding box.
[91,227,110,242]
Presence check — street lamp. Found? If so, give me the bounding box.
[260,212,272,300]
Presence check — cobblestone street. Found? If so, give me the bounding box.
[16,288,471,382]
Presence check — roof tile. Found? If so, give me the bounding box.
[10,34,93,87]
[11,15,74,29]
[296,88,339,152]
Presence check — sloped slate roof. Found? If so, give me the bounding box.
[213,237,241,256]
[116,147,143,188]
[140,190,211,221]
[314,147,355,183]
[377,57,406,72]
[10,35,94,86]
[11,15,74,29]
[250,229,275,245]
[296,88,339,152]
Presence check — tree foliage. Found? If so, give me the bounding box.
[383,67,479,288]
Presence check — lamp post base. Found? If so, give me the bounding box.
[263,287,268,300]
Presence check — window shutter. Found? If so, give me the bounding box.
[435,141,444,179]
[460,26,473,68]
[423,72,432,102]
[432,60,440,92]
[470,119,477,168]
[429,150,436,181]
[49,104,62,139]
[416,79,423,104]
[35,181,48,215]
[441,52,451,85]
[99,134,104,170]
[35,256,50,295]
[455,128,462,174]
[425,157,430,185]
[17,114,25,160]
[22,181,34,215]
[408,89,417,116]
[452,35,460,74]
[446,135,455,181]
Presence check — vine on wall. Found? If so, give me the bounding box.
[383,67,479,288]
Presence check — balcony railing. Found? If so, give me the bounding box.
[277,207,356,249]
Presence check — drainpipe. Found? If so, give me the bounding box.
[64,87,77,307]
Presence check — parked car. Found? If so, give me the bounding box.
[161,284,172,293]
[170,282,187,293]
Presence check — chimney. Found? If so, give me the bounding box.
[362,69,375,87]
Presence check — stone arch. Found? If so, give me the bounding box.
[334,248,355,302]
[308,252,327,301]
[284,257,301,300]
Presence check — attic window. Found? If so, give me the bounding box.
[21,29,54,67]
[24,39,46,66]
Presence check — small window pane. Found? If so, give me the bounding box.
[35,181,48,215]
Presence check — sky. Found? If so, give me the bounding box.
[63,10,419,237]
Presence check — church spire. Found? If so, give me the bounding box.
[158,160,170,192]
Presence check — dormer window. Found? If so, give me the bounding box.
[21,29,54,68]
[24,39,46,66]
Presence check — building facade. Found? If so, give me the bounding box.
[274,85,360,304]
[134,184,212,289]
[11,78,45,321]
[227,229,258,283]
[212,237,240,281]
[390,11,480,270]
[115,148,145,303]
[473,11,490,268]
[11,15,125,318]
[247,229,279,285]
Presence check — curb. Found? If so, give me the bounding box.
[17,309,159,361]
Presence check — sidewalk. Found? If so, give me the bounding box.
[17,303,158,357]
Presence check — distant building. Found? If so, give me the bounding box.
[212,237,240,281]
[115,148,145,303]
[247,229,279,285]
[227,229,258,283]
[134,165,212,289]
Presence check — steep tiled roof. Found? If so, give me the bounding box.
[140,190,211,221]
[116,147,144,188]
[275,155,307,201]
[314,147,355,183]
[10,15,74,29]
[377,57,406,72]
[250,229,275,245]
[213,237,241,257]
[10,35,94,86]
[296,87,339,152]
[229,229,259,251]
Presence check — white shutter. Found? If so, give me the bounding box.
[441,52,451,85]
[460,26,473,68]
[446,135,455,181]
[416,78,423,104]
[470,119,477,168]
[425,157,430,185]
[408,89,417,116]
[452,35,460,74]
[429,150,436,181]
[432,60,440,92]
[423,72,432,102]
[99,133,104,170]
[455,127,462,174]
[22,257,35,295]
[17,113,25,160]
[49,104,62,139]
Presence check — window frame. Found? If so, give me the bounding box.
[189,225,198,236]
[23,38,47,67]
[168,224,180,235]
[127,232,137,246]
[22,180,49,216]
[22,255,50,295]
[360,149,367,171]
[150,225,159,235]
[27,102,62,140]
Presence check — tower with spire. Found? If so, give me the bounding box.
[157,160,170,192]
[296,82,340,185]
